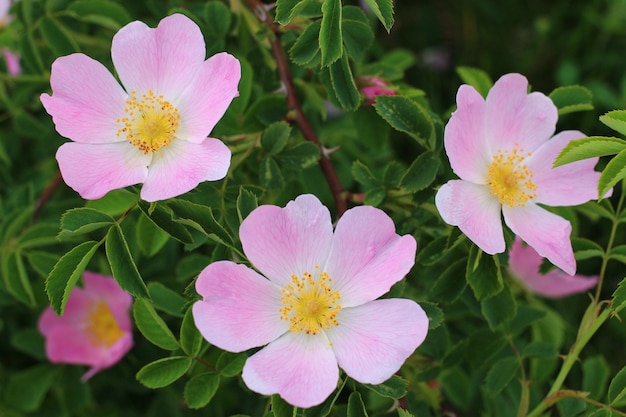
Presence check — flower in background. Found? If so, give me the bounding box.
[38,271,133,381]
[435,73,603,275]
[40,13,240,202]
[0,0,13,26]
[2,48,20,75]
[508,237,598,298]
[193,194,428,408]
[358,75,396,105]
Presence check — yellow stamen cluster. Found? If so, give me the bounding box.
[486,145,537,207]
[84,300,124,348]
[279,268,342,335]
[116,90,180,154]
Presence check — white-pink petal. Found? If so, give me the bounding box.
[326,298,428,384]
[40,54,127,144]
[192,261,287,352]
[56,142,150,200]
[503,203,575,275]
[435,180,505,254]
[324,205,417,307]
[239,194,333,287]
[140,138,231,202]
[111,14,206,101]
[484,73,557,154]
[242,332,339,408]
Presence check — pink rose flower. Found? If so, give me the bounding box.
[508,237,598,298]
[2,48,20,75]
[0,0,13,26]
[435,73,602,275]
[38,271,133,381]
[192,194,428,408]
[358,76,396,104]
[40,14,240,202]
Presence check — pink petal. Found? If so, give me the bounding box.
[111,14,205,101]
[40,54,127,144]
[56,142,150,200]
[2,48,21,76]
[326,299,428,384]
[435,180,505,254]
[140,138,230,202]
[80,334,133,381]
[324,206,417,307]
[242,332,339,408]
[527,130,603,206]
[239,194,333,287]
[83,272,133,331]
[503,203,575,275]
[444,84,490,183]
[177,53,240,143]
[192,261,287,352]
[508,238,598,298]
[484,73,557,154]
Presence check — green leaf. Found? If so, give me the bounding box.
[374,95,434,148]
[400,151,440,192]
[148,282,186,317]
[601,110,626,137]
[260,156,285,190]
[237,187,258,224]
[136,356,192,389]
[4,365,58,412]
[277,142,321,169]
[598,148,626,198]
[261,121,292,155]
[521,341,557,359]
[86,189,137,216]
[275,0,321,24]
[11,328,45,360]
[609,365,626,406]
[347,392,368,417]
[216,351,247,377]
[67,0,132,30]
[466,246,503,300]
[397,410,416,417]
[572,237,605,261]
[481,284,516,330]
[342,18,374,61]
[430,258,467,303]
[204,1,231,37]
[553,136,626,167]
[133,298,179,351]
[105,225,149,299]
[420,301,444,329]
[582,356,610,400]
[289,20,321,67]
[328,54,360,110]
[180,307,203,357]
[39,16,79,56]
[320,0,343,67]
[455,66,493,98]
[363,375,407,399]
[364,188,386,206]
[58,207,115,240]
[484,356,518,396]
[136,213,169,257]
[613,277,626,314]
[45,240,101,314]
[609,245,626,264]
[167,199,234,247]
[549,85,593,115]
[271,395,293,417]
[352,161,379,187]
[184,373,220,409]
[138,201,193,244]
[16,223,60,249]
[2,251,36,306]
[361,0,394,32]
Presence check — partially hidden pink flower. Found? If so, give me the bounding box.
[38,271,133,381]
[0,0,13,26]
[358,76,396,105]
[508,237,598,298]
[192,194,428,408]
[40,13,240,202]
[435,73,603,275]
[2,48,20,75]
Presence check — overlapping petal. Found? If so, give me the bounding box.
[83,271,133,331]
[193,261,287,352]
[242,332,339,408]
[503,203,575,275]
[239,194,333,286]
[435,180,505,254]
[324,206,417,307]
[326,299,428,384]
[40,54,127,144]
[56,142,150,200]
[140,138,230,202]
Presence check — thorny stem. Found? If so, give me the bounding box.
[244,0,348,217]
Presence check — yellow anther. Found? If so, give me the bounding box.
[486,146,537,207]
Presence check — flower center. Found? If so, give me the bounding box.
[486,146,537,207]
[84,300,124,348]
[279,268,342,335]
[116,90,181,154]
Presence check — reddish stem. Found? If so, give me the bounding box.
[245,0,348,217]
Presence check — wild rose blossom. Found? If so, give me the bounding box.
[508,237,598,298]
[2,48,20,75]
[38,271,133,381]
[192,194,428,408]
[40,14,240,202]
[435,73,602,275]
[358,75,396,105]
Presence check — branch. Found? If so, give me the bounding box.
[244,0,348,217]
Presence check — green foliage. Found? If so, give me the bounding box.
[132,298,179,351]
[136,356,192,389]
[549,85,594,115]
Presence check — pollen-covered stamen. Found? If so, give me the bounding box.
[116,90,181,154]
[280,267,341,335]
[486,145,538,207]
[84,300,124,348]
